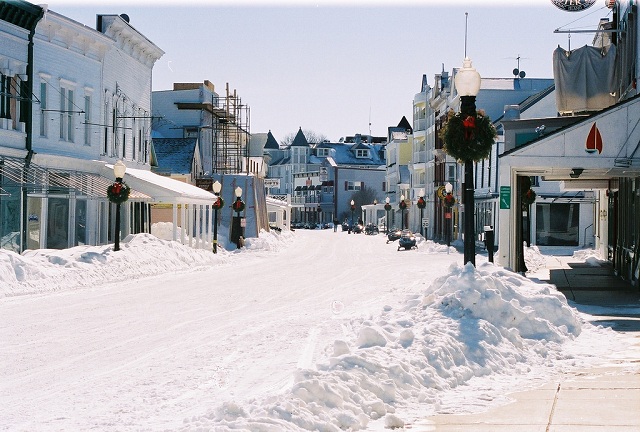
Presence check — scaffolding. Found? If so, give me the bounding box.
[212,83,250,175]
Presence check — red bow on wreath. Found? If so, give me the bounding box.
[112,182,122,194]
[463,115,476,141]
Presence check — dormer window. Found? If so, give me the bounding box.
[317,148,330,157]
[355,149,369,158]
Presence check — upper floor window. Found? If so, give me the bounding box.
[1,74,12,120]
[317,148,330,157]
[346,181,362,191]
[59,87,74,142]
[84,95,91,146]
[355,149,369,158]
[39,83,47,137]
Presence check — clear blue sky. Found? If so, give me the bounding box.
[45,0,605,142]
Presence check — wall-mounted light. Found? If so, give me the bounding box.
[570,168,584,179]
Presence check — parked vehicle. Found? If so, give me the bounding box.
[386,228,402,243]
[397,230,417,251]
[364,223,379,235]
[351,223,364,234]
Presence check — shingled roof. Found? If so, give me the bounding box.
[152,138,197,174]
[290,127,309,147]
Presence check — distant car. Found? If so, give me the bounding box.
[397,230,417,251]
[364,223,379,235]
[386,228,402,243]
[351,223,364,234]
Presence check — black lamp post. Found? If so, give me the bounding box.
[350,199,355,231]
[317,205,322,225]
[454,57,481,266]
[444,182,453,248]
[399,194,407,230]
[384,197,391,233]
[212,180,223,254]
[417,189,426,237]
[108,160,128,252]
[231,186,245,248]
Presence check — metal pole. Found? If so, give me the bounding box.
[461,94,476,266]
[213,207,218,254]
[114,201,121,252]
[464,159,475,265]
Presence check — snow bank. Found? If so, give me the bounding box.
[184,261,582,430]
[0,229,293,298]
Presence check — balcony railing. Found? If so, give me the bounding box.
[413,118,426,131]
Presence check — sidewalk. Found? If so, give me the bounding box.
[409,253,640,431]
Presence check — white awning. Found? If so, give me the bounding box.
[103,164,215,205]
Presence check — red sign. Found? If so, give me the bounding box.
[585,123,603,154]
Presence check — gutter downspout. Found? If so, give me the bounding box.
[21,7,45,252]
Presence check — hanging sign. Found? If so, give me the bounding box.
[551,0,596,12]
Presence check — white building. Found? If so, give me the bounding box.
[0,6,216,253]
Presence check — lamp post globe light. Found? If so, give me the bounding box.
[211,180,223,254]
[454,57,481,266]
[108,160,129,252]
[384,197,391,234]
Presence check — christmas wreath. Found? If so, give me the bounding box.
[232,197,245,213]
[212,196,225,210]
[107,181,130,204]
[443,193,456,208]
[416,196,426,209]
[441,109,497,162]
[399,200,407,210]
[384,203,391,212]
[522,188,537,206]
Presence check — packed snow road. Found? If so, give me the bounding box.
[0,230,455,431]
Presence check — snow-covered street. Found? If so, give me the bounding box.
[0,229,637,431]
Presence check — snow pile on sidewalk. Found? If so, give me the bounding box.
[185,262,584,431]
[0,229,292,298]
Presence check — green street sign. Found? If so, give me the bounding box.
[500,186,511,209]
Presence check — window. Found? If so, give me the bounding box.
[317,148,330,157]
[355,149,369,158]
[84,95,91,146]
[536,203,579,246]
[447,165,456,183]
[1,74,11,119]
[345,181,363,191]
[40,83,47,137]
[59,87,74,142]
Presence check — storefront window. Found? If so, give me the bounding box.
[536,203,579,246]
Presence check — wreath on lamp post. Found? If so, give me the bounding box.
[440,109,497,162]
[232,197,245,213]
[522,188,537,206]
[107,181,130,204]
[399,200,407,210]
[212,196,225,210]
[416,196,426,209]
[443,193,456,208]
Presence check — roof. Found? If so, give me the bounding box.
[397,116,413,133]
[264,131,280,150]
[309,142,385,167]
[290,128,309,147]
[152,138,197,175]
[110,165,214,205]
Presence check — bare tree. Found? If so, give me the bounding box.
[340,187,379,223]
[279,129,329,146]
